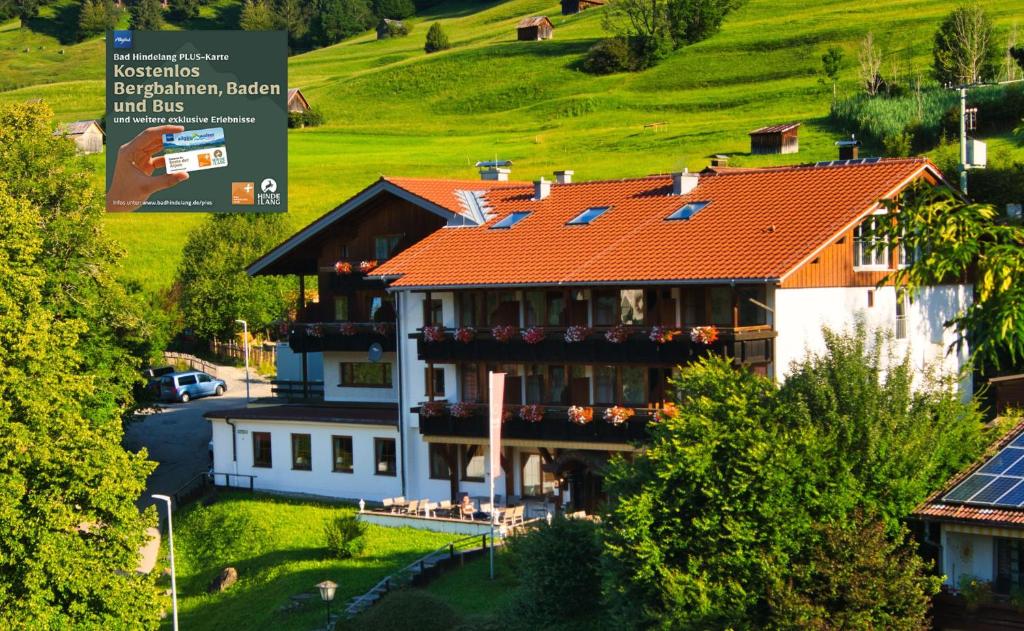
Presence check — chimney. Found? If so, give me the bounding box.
[710,154,729,168]
[476,160,512,181]
[554,170,574,184]
[836,135,860,160]
[534,177,551,201]
[671,169,699,195]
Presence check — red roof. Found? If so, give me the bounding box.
[749,122,801,135]
[371,158,938,288]
[912,420,1024,529]
[383,177,530,221]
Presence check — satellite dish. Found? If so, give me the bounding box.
[368,343,384,363]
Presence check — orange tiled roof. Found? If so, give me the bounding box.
[372,158,937,288]
[912,420,1024,529]
[383,177,530,220]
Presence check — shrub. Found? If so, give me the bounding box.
[505,517,603,626]
[882,130,913,157]
[958,575,993,612]
[356,590,460,630]
[289,107,325,128]
[424,22,450,53]
[378,17,411,37]
[582,37,632,75]
[323,513,367,559]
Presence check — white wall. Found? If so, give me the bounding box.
[323,351,399,403]
[774,284,971,393]
[942,530,995,587]
[275,343,323,382]
[209,418,402,501]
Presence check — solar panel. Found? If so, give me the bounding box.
[943,438,1024,508]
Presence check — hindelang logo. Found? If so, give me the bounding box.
[258,178,281,205]
[112,30,133,49]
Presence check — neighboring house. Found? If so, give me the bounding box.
[287,88,310,113]
[912,420,1024,614]
[54,120,104,154]
[749,122,800,155]
[517,16,554,41]
[561,0,604,15]
[208,155,971,510]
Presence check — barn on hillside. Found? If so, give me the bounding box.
[287,88,310,113]
[54,120,104,154]
[561,0,603,15]
[749,122,800,155]
[517,16,554,41]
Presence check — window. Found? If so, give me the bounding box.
[198,374,212,383]
[620,289,645,325]
[424,298,443,326]
[594,366,616,404]
[340,362,392,388]
[461,445,485,481]
[593,290,618,326]
[374,438,396,476]
[460,363,481,402]
[549,365,567,404]
[710,286,732,326]
[736,285,768,327]
[898,242,916,268]
[666,200,709,220]
[459,292,480,326]
[567,206,610,225]
[291,433,312,471]
[332,436,353,473]
[521,452,557,497]
[252,431,272,468]
[429,444,451,480]
[525,365,545,404]
[854,216,889,268]
[895,291,908,340]
[546,292,566,326]
[486,291,519,326]
[997,538,1024,594]
[369,295,395,322]
[426,366,446,397]
[524,290,546,326]
[374,234,403,259]
[178,374,197,386]
[621,367,646,405]
[491,212,530,229]
[334,296,349,321]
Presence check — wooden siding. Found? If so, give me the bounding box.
[71,127,104,154]
[781,227,895,288]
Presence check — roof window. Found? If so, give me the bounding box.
[567,206,610,225]
[490,211,530,229]
[666,201,710,221]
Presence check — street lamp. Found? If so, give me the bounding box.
[152,494,178,631]
[234,319,250,401]
[316,580,338,626]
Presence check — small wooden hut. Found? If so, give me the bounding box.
[54,120,104,154]
[561,0,604,15]
[517,16,554,41]
[748,122,800,155]
[376,19,407,40]
[287,88,310,113]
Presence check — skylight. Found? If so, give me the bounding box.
[567,206,610,225]
[666,201,710,221]
[490,211,530,229]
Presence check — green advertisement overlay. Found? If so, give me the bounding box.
[105,30,287,213]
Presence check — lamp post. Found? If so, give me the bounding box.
[316,580,337,627]
[152,494,178,631]
[234,319,250,401]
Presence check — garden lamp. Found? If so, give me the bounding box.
[316,580,337,626]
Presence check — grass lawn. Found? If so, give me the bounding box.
[1,0,1022,291]
[423,551,517,617]
[161,492,458,631]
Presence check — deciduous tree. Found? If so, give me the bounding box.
[933,3,1000,86]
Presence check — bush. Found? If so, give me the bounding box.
[288,107,325,128]
[505,517,603,626]
[424,22,450,54]
[882,130,912,157]
[323,513,367,559]
[356,590,460,630]
[958,575,994,612]
[582,37,632,75]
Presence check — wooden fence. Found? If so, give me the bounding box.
[163,352,219,377]
[209,341,276,368]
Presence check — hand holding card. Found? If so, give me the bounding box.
[106,124,189,213]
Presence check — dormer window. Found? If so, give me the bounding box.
[666,201,710,220]
[491,211,530,229]
[567,206,610,225]
[853,215,889,269]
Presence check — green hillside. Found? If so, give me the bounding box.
[1,0,1022,290]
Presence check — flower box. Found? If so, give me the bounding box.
[359,260,378,273]
[420,401,446,418]
[334,261,352,274]
[491,324,516,343]
[519,404,546,423]
[422,325,446,343]
[690,325,719,345]
[649,326,678,345]
[338,322,357,336]
[604,405,635,426]
[605,324,630,344]
[450,402,477,419]
[454,327,475,344]
[564,325,591,343]
[568,405,594,425]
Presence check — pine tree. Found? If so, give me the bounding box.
[169,0,200,20]
[130,0,164,30]
[424,21,450,53]
[239,0,274,31]
[78,0,118,40]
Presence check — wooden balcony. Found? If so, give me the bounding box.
[414,326,775,366]
[288,322,397,354]
[416,404,652,444]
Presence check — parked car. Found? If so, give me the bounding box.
[159,371,227,403]
[142,365,175,397]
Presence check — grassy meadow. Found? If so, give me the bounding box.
[1,0,1022,290]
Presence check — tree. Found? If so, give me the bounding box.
[602,0,672,68]
[168,0,200,20]
[175,213,294,342]
[1004,22,1019,81]
[239,0,274,30]
[869,182,1024,368]
[14,0,40,26]
[820,45,844,99]
[275,0,310,48]
[0,103,161,627]
[858,31,883,96]
[78,0,119,40]
[1010,43,1024,76]
[130,0,164,30]
[372,0,414,20]
[666,0,740,47]
[933,3,1000,86]
[315,0,374,45]
[424,22,450,53]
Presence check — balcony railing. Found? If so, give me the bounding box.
[413,325,775,366]
[288,321,397,354]
[415,403,654,444]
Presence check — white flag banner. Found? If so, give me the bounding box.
[488,372,505,483]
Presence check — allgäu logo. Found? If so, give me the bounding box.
[113,30,133,49]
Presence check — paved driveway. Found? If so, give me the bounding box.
[124,364,272,512]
